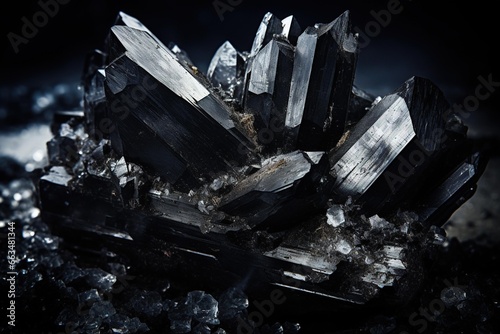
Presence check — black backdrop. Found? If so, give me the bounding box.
[1,0,499,120]
[1,2,499,332]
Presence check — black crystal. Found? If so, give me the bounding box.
[37,10,489,313]
[104,25,255,187]
[284,11,358,151]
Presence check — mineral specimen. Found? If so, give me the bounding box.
[38,9,488,316]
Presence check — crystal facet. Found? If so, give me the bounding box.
[285,11,358,151]
[105,25,255,187]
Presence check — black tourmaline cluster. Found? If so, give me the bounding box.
[40,11,487,308]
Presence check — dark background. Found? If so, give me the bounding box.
[0,2,499,332]
[0,0,499,115]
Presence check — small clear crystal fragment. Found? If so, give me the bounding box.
[326,204,345,227]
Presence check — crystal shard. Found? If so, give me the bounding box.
[188,291,219,325]
[78,289,101,307]
[330,94,415,199]
[393,76,453,152]
[326,204,345,227]
[355,77,465,213]
[207,41,246,104]
[241,12,296,113]
[104,26,255,186]
[348,85,374,125]
[280,15,302,45]
[285,11,358,151]
[244,37,294,151]
[82,49,106,134]
[416,151,488,225]
[85,268,117,291]
[219,150,332,229]
[169,42,194,66]
[330,76,473,215]
[249,12,283,57]
[110,11,168,50]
